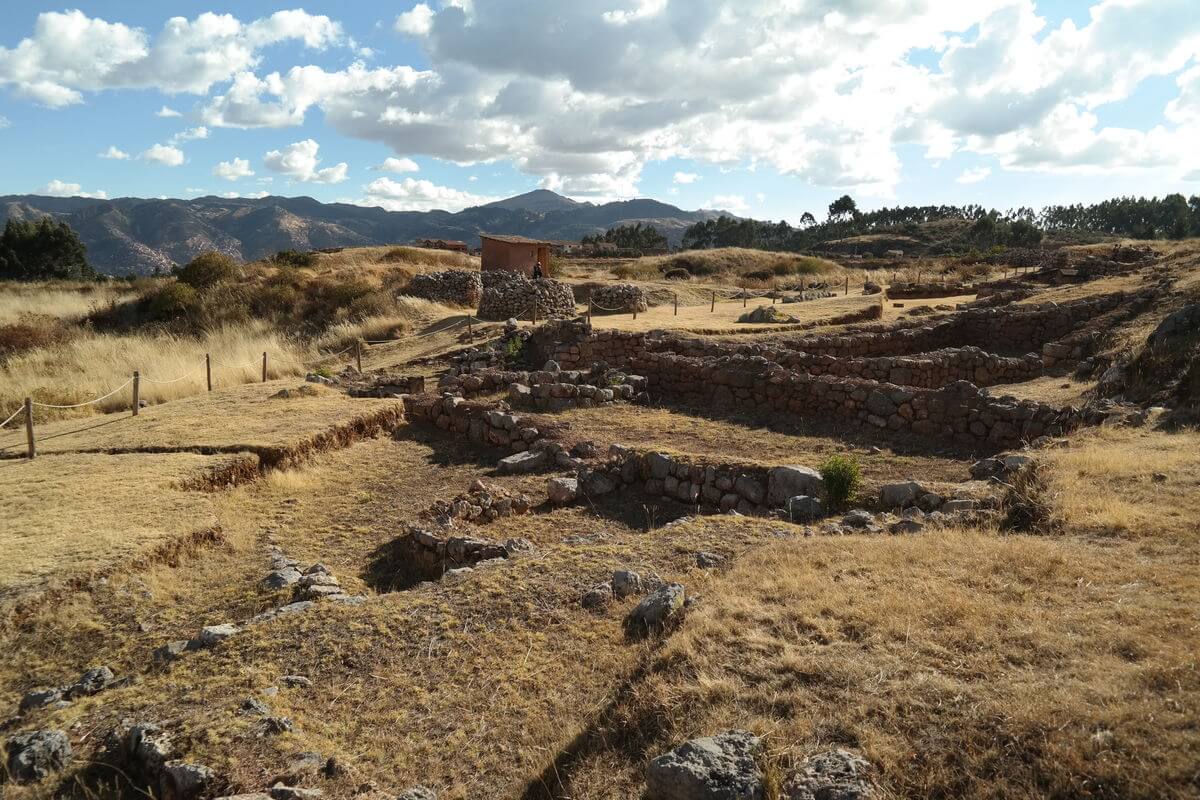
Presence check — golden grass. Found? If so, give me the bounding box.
[311,297,462,351]
[0,452,232,599]
[0,281,137,324]
[0,322,310,422]
[309,245,478,276]
[0,379,402,458]
[1037,426,1200,539]
[557,526,1200,799]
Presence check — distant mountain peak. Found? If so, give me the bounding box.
[482,189,587,213]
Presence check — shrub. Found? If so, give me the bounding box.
[144,282,201,322]
[820,454,862,510]
[176,251,237,290]
[270,249,317,268]
[0,314,76,362]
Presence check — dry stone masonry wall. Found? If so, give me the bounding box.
[403,270,482,307]
[477,271,577,321]
[589,283,649,313]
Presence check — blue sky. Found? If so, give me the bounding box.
[1,1,1198,223]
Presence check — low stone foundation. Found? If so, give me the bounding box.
[886,282,971,299]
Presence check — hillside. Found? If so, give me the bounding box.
[0,192,729,276]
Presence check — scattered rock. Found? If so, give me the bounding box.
[942,499,978,513]
[397,788,438,800]
[841,510,875,529]
[646,730,763,800]
[878,481,922,509]
[240,698,271,716]
[767,465,825,506]
[612,570,642,599]
[281,676,313,689]
[627,583,686,633]
[786,495,824,523]
[260,717,294,736]
[497,450,547,475]
[270,786,324,800]
[889,519,924,535]
[695,552,725,569]
[582,583,614,610]
[195,624,240,648]
[154,641,192,665]
[5,729,72,784]
[19,688,64,714]
[782,749,873,800]
[263,568,303,590]
[547,477,579,505]
[159,761,216,800]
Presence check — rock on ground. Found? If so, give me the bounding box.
[782,749,873,800]
[767,466,824,506]
[397,788,438,800]
[159,761,215,800]
[627,583,686,633]
[646,730,763,800]
[547,477,579,505]
[5,729,72,784]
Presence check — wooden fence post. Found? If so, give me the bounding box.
[845,277,849,295]
[356,340,363,372]
[673,293,678,316]
[262,352,268,382]
[24,397,35,460]
[632,302,637,320]
[132,370,140,416]
[743,293,747,308]
[710,291,715,312]
[205,353,212,392]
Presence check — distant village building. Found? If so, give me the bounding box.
[480,234,553,276]
[549,240,584,256]
[415,238,469,254]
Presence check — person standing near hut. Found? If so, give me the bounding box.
[532,260,544,279]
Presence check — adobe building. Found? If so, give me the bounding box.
[480,234,553,276]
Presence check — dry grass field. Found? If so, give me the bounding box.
[1,242,1198,800]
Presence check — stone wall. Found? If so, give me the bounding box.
[403,270,482,307]
[529,323,1040,389]
[477,271,577,321]
[886,282,970,299]
[403,394,547,454]
[589,283,649,313]
[621,351,1075,447]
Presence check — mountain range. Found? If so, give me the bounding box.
[0,189,729,276]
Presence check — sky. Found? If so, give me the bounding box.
[0,0,1198,224]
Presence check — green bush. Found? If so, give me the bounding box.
[176,251,237,290]
[820,454,862,510]
[145,282,200,321]
[270,249,317,268]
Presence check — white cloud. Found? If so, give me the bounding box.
[140,143,185,166]
[956,166,992,184]
[170,126,208,143]
[155,105,182,118]
[673,171,700,184]
[264,139,348,183]
[360,176,495,212]
[709,194,749,214]
[0,9,345,106]
[38,179,107,198]
[0,115,8,128]
[375,156,420,173]
[100,145,130,160]
[221,190,269,199]
[213,157,254,181]
[468,175,478,182]
[395,4,434,36]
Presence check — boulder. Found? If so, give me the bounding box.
[734,475,765,505]
[646,730,763,800]
[195,624,239,648]
[5,729,72,784]
[782,749,873,800]
[695,552,725,569]
[19,688,64,714]
[841,510,874,529]
[580,469,618,497]
[159,761,215,800]
[767,466,824,506]
[889,519,924,535]
[612,570,642,599]
[786,495,824,522]
[942,499,978,513]
[878,481,922,509]
[263,568,302,590]
[627,583,686,633]
[1148,304,1200,347]
[968,458,1004,480]
[582,583,614,610]
[497,450,547,475]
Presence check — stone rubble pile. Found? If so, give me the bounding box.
[477,271,577,321]
[739,305,801,324]
[347,373,426,398]
[423,479,532,527]
[402,270,483,307]
[441,358,648,411]
[396,526,534,580]
[886,281,971,299]
[16,665,120,717]
[588,283,649,313]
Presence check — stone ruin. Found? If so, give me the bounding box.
[440,360,648,411]
[403,269,483,307]
[422,478,532,527]
[587,283,649,313]
[886,281,971,299]
[476,270,577,321]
